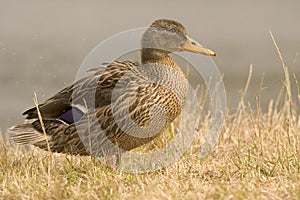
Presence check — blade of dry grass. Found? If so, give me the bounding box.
[294,73,300,103]
[269,31,292,144]
[33,92,52,186]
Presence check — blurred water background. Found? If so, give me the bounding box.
[1,0,299,136]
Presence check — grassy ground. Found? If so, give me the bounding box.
[1,35,299,200]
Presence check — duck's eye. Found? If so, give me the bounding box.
[169,29,177,33]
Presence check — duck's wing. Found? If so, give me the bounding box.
[23,61,140,123]
[9,60,140,155]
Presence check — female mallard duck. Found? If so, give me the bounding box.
[9,19,215,163]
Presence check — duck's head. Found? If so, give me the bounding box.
[141,19,216,62]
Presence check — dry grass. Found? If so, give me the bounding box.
[1,34,300,200]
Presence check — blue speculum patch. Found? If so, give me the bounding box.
[58,106,84,124]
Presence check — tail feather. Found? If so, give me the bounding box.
[8,120,89,156]
[8,124,50,146]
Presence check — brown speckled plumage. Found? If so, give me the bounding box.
[9,19,215,163]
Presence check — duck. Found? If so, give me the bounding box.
[9,19,215,165]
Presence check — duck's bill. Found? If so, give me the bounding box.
[182,35,216,56]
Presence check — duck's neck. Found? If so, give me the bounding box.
[141,48,178,68]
